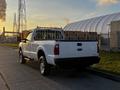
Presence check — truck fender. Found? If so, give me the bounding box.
[37,47,48,63]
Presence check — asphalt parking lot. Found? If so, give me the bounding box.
[0,46,120,90]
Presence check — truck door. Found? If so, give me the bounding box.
[23,33,32,58]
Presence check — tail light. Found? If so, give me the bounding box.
[97,43,99,53]
[54,44,59,55]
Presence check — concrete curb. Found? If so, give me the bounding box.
[87,68,120,82]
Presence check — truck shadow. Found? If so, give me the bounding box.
[25,60,91,78]
[23,61,112,90]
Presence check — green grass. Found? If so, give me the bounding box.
[93,51,120,75]
[0,43,19,48]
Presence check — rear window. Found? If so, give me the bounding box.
[34,30,63,40]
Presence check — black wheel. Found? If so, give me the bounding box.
[19,50,26,64]
[39,56,51,76]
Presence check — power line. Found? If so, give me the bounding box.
[13,13,17,36]
[17,0,27,34]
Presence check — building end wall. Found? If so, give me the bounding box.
[110,20,120,50]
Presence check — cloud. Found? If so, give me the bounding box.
[96,0,119,6]
[62,18,70,24]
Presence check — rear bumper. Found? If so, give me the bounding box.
[55,56,100,68]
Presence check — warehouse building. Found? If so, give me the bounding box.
[64,12,120,51]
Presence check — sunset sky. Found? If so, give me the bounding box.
[0,0,120,32]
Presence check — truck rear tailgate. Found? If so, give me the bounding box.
[57,40,98,58]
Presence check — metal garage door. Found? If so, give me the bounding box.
[117,31,120,49]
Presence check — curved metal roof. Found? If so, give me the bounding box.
[64,12,120,34]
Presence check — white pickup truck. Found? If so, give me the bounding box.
[19,27,100,75]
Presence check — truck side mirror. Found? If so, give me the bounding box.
[22,39,28,43]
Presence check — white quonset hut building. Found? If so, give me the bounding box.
[64,12,120,51]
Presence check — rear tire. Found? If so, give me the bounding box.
[39,56,51,76]
[19,50,26,64]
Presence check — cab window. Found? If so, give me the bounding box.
[34,30,63,40]
[26,33,32,41]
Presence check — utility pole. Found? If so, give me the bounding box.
[18,0,27,39]
[2,27,5,37]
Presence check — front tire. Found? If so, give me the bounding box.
[19,50,26,64]
[39,56,50,76]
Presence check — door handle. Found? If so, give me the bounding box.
[77,43,82,46]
